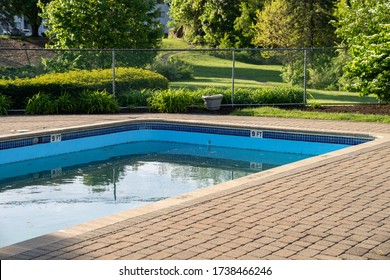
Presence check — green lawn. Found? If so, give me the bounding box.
[161,38,191,49]
[307,89,377,104]
[163,42,378,104]
[232,107,390,123]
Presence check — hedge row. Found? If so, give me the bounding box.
[0,86,303,114]
[119,87,304,108]
[25,91,119,114]
[0,67,168,108]
[119,86,304,113]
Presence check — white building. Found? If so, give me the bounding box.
[156,1,171,35]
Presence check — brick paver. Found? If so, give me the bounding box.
[0,114,389,260]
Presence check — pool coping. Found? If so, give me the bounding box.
[1,116,389,260]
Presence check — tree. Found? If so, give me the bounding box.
[233,0,264,48]
[38,0,164,70]
[252,0,294,48]
[253,0,337,48]
[168,0,264,47]
[167,0,207,44]
[334,0,390,102]
[0,1,14,27]
[252,0,339,87]
[1,0,50,37]
[198,0,242,47]
[39,0,163,49]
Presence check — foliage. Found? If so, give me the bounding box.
[118,89,155,108]
[147,88,196,113]
[25,90,119,114]
[252,0,338,88]
[253,0,337,48]
[0,65,45,80]
[39,0,163,69]
[0,94,12,115]
[39,0,163,49]
[167,0,207,44]
[333,0,390,102]
[230,87,303,104]
[53,92,76,113]
[42,49,159,71]
[252,0,294,48]
[78,90,119,114]
[168,0,264,47]
[25,92,54,114]
[306,49,344,90]
[0,67,168,108]
[199,0,242,47]
[148,56,193,81]
[144,87,303,112]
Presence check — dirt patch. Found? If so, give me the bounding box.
[0,37,51,67]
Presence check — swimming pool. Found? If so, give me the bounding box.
[0,121,374,247]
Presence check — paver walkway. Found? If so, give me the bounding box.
[0,114,389,260]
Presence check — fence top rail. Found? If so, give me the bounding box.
[0,46,346,52]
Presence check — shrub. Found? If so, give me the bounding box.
[147,88,196,113]
[118,89,155,108]
[25,92,54,114]
[194,87,303,105]
[53,92,77,114]
[78,90,119,114]
[25,90,119,114]
[0,67,168,109]
[0,65,45,80]
[148,56,193,81]
[0,94,12,115]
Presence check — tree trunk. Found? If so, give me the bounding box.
[31,22,40,37]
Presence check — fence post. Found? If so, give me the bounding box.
[231,49,235,106]
[112,49,116,95]
[303,49,307,106]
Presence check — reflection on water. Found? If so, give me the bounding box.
[0,141,311,247]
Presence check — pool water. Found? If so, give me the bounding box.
[0,141,311,247]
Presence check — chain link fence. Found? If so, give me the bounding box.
[0,46,376,108]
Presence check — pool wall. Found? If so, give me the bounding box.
[0,121,374,165]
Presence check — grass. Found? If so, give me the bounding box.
[161,38,191,49]
[162,40,378,104]
[232,106,390,123]
[170,51,284,90]
[307,89,378,104]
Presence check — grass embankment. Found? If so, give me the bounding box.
[232,107,390,123]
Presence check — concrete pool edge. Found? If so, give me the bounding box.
[0,116,389,260]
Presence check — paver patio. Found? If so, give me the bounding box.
[0,114,389,260]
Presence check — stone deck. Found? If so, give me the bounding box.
[0,114,389,260]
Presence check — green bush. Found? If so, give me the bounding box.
[0,65,46,80]
[118,89,155,108]
[0,67,168,109]
[53,92,77,114]
[25,92,54,114]
[121,87,303,110]
[78,90,119,114]
[147,88,196,113]
[25,90,119,114]
[148,56,193,81]
[0,94,12,115]
[194,87,303,105]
